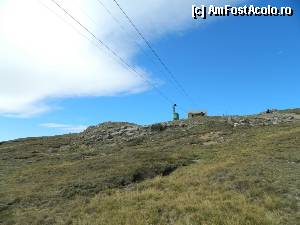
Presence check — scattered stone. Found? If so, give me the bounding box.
[78,111,299,145]
[230,111,298,127]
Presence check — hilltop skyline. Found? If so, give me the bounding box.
[0,0,299,141]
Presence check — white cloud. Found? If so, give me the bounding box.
[40,123,87,133]
[0,0,243,117]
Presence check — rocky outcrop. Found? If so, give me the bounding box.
[80,122,145,144]
[79,111,300,144]
[228,111,299,127]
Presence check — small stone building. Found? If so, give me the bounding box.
[188,111,208,119]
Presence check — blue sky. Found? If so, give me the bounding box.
[0,0,299,141]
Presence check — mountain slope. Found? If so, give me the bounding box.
[1,109,300,225]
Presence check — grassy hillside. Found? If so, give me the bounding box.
[1,110,299,225]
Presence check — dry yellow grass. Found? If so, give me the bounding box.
[1,113,299,225]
